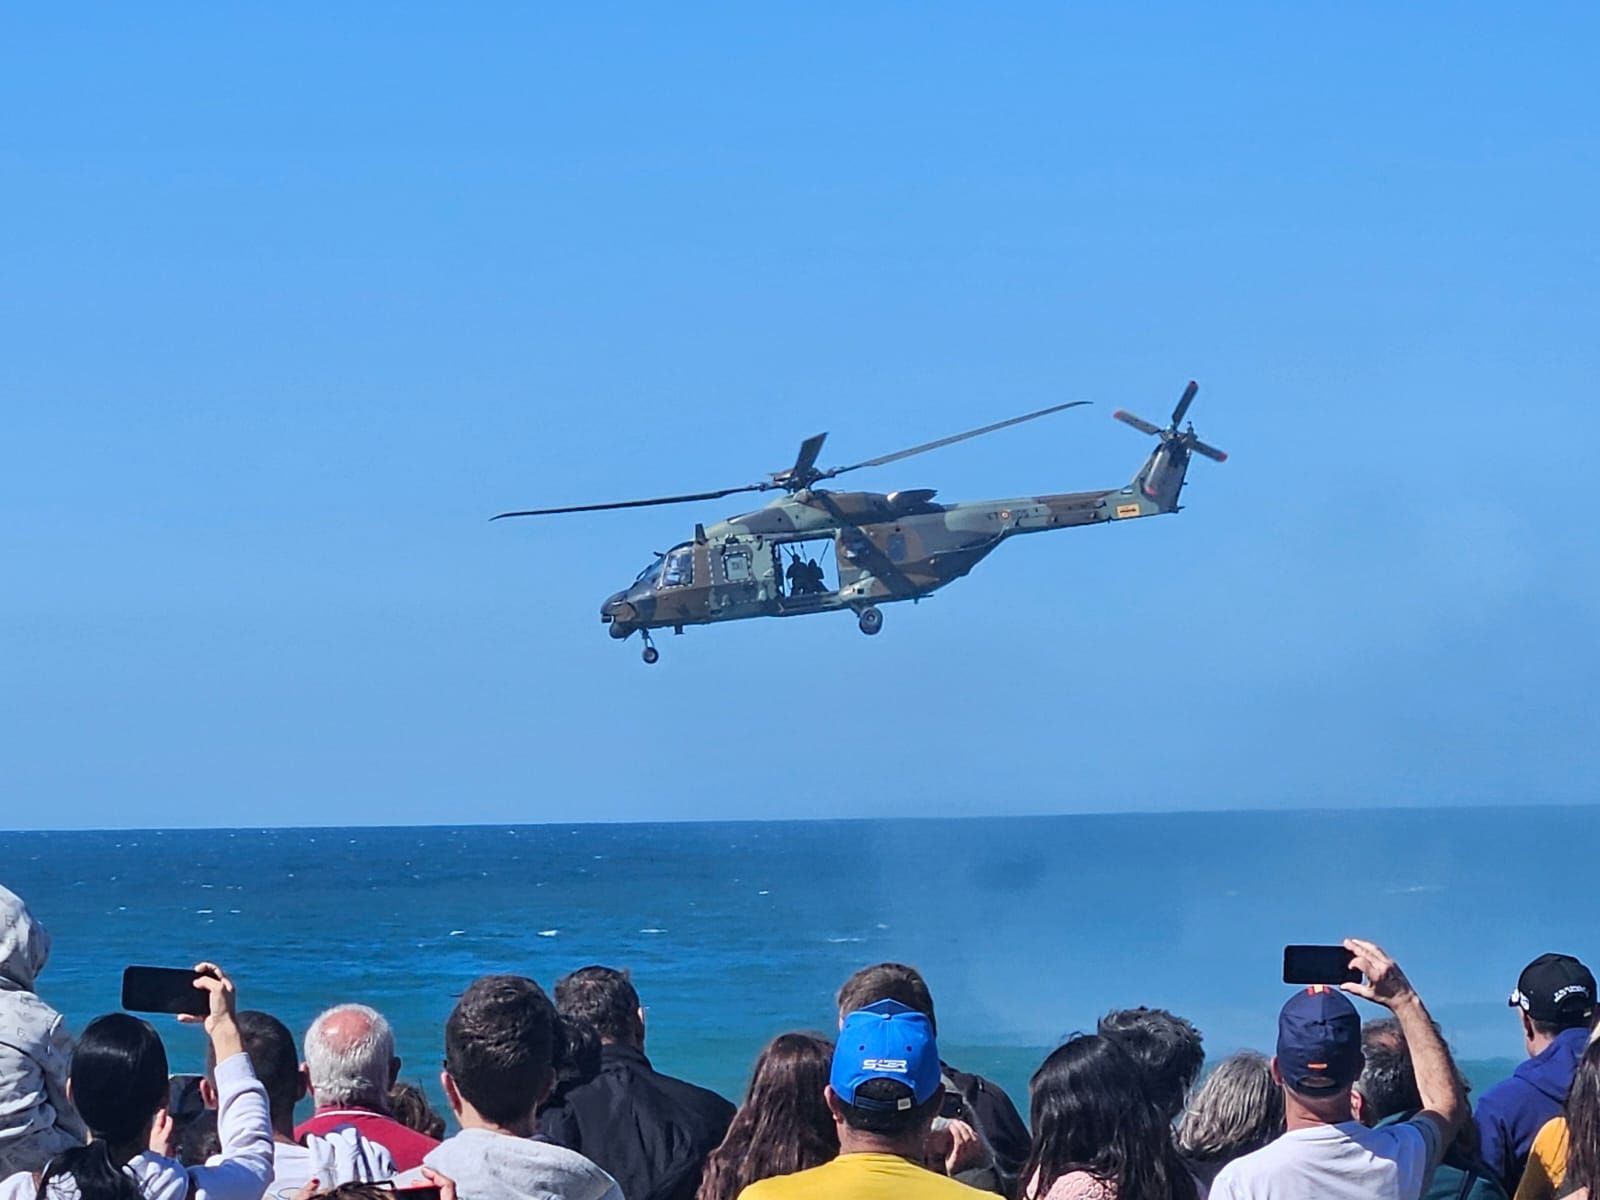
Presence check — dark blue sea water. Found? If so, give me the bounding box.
[5,808,1594,1118]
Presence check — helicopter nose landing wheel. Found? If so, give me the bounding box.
[640,630,660,664]
[857,606,883,636]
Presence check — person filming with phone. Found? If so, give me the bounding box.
[1209,938,1467,1200]
[0,962,273,1200]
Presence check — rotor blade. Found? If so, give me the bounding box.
[1113,410,1163,436]
[1190,439,1228,463]
[1171,380,1199,428]
[491,482,770,520]
[787,432,828,480]
[820,400,1090,478]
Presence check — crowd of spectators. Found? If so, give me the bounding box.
[1,882,1597,1200]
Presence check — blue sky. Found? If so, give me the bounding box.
[3,4,1596,828]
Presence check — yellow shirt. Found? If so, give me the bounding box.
[1515,1117,1570,1200]
[738,1153,987,1200]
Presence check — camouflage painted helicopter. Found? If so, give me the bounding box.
[494,382,1226,662]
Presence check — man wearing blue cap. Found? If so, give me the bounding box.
[737,1000,985,1200]
[1211,938,1467,1200]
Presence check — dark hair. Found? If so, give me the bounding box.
[1564,1037,1600,1196]
[1096,1007,1205,1123]
[38,1014,169,1200]
[388,1081,446,1140]
[445,974,559,1125]
[835,1078,941,1138]
[318,1186,401,1200]
[1356,1020,1420,1121]
[1533,1015,1588,1038]
[220,1011,301,1125]
[836,964,937,1035]
[174,1109,221,1166]
[554,966,644,1047]
[1176,1051,1284,1169]
[1025,1034,1194,1200]
[697,1033,838,1200]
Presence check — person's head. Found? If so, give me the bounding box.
[835,963,937,1034]
[825,1000,944,1152]
[1354,1017,1478,1151]
[303,1003,400,1111]
[39,1013,170,1200]
[442,974,559,1134]
[697,1033,839,1200]
[203,1011,302,1133]
[1509,953,1596,1056]
[1561,1030,1600,1197]
[1025,1034,1194,1200]
[388,1081,447,1140]
[1176,1051,1285,1170]
[1272,987,1363,1125]
[0,883,51,992]
[1097,1007,1205,1123]
[554,965,644,1049]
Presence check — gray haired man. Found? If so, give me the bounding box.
[296,1003,439,1170]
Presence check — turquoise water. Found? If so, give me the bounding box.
[3,808,1591,1115]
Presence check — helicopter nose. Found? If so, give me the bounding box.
[601,594,638,627]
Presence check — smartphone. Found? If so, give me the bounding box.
[388,1188,442,1200]
[1282,944,1362,986]
[122,966,209,1017]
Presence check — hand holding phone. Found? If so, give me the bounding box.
[1282,944,1363,986]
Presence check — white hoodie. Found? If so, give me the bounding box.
[0,885,88,1179]
[214,1127,394,1200]
[408,1130,621,1200]
[0,1052,273,1200]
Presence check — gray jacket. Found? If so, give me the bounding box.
[0,886,87,1178]
[416,1130,621,1200]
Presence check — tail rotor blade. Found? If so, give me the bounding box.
[1113,410,1163,436]
[1190,438,1228,463]
[1171,380,1199,428]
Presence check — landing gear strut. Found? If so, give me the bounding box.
[857,606,883,636]
[640,630,660,664]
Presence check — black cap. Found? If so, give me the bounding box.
[1510,953,1596,1026]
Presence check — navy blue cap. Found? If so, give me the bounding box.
[831,999,942,1110]
[1277,986,1362,1093]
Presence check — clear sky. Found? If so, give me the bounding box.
[3,5,1596,829]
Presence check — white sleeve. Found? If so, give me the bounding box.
[0,1171,40,1200]
[185,1053,274,1200]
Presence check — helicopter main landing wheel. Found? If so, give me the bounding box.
[857,606,883,636]
[642,646,660,664]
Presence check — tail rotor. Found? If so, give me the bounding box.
[1113,380,1229,463]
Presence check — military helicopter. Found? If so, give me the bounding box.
[494,381,1226,662]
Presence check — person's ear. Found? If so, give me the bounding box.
[1349,1087,1366,1124]
[824,1085,847,1123]
[636,1007,647,1047]
[300,1063,316,1104]
[1269,1057,1284,1085]
[199,1078,219,1110]
[441,1070,464,1119]
[389,1057,401,1088]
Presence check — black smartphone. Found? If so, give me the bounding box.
[1282,944,1362,986]
[122,966,209,1016]
[389,1188,442,1200]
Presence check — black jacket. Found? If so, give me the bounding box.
[943,1062,1032,1196]
[539,1043,736,1200]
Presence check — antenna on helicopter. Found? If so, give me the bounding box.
[491,400,1091,519]
[1112,381,1228,462]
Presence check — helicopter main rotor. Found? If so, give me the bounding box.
[491,399,1090,520]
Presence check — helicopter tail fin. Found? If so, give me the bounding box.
[1110,381,1226,517]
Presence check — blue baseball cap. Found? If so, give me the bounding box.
[1277,985,1362,1094]
[831,999,942,1110]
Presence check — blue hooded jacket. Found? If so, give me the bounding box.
[1474,1026,1589,1192]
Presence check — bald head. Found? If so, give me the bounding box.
[304,1003,398,1110]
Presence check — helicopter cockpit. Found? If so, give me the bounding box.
[633,555,664,586]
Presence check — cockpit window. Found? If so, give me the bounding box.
[660,546,695,589]
[634,556,664,585]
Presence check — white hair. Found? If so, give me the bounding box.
[304,1003,396,1107]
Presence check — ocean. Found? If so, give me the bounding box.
[4,807,1593,1120]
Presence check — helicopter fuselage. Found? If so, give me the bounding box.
[600,439,1189,640]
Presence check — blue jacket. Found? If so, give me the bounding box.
[1474,1026,1589,1193]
